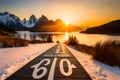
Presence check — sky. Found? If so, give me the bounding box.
[0,0,120,26]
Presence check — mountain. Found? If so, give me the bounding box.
[0,23,15,35]
[81,20,120,34]
[32,18,82,32]
[29,15,37,24]
[0,12,30,31]
[21,15,38,28]
[35,15,50,26]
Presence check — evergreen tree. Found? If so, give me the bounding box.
[47,35,53,43]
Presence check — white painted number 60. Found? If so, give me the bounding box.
[31,58,77,79]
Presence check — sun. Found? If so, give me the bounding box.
[64,20,70,26]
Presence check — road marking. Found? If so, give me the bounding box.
[31,59,50,79]
[56,48,60,53]
[31,58,77,79]
[48,58,57,80]
[44,54,70,57]
[60,59,77,76]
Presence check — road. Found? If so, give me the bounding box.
[6,44,92,80]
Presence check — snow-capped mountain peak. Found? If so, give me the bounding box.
[0,12,21,26]
[0,12,29,31]
[21,15,38,28]
[29,15,37,24]
[0,12,51,31]
[0,12,12,24]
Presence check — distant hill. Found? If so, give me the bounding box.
[81,20,120,34]
[0,23,15,35]
[31,19,82,32]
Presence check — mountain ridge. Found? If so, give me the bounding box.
[0,12,82,32]
[81,20,120,34]
[32,19,82,32]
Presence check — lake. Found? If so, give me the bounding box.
[16,31,120,46]
[52,32,120,46]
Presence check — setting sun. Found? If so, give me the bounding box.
[64,20,70,26]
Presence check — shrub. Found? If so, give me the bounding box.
[93,40,120,67]
[66,36,79,45]
[47,35,53,43]
[56,40,60,43]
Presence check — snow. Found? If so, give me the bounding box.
[0,14,10,24]
[67,46,120,80]
[0,14,16,24]
[20,20,35,28]
[0,43,56,80]
[20,17,38,28]
[0,13,36,28]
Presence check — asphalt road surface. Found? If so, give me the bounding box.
[6,44,92,80]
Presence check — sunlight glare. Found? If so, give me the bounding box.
[65,32,69,41]
[65,20,70,26]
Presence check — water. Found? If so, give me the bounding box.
[53,32,120,46]
[17,31,120,46]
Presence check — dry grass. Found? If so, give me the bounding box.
[70,40,120,67]
[93,40,120,67]
[72,44,94,55]
[66,36,79,45]
[0,36,29,48]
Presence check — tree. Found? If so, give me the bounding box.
[47,35,53,43]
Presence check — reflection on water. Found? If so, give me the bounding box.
[17,31,120,45]
[52,32,69,43]
[65,32,69,41]
[52,32,120,46]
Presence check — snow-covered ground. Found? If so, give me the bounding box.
[67,46,120,80]
[0,43,56,80]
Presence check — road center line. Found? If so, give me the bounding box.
[48,58,57,80]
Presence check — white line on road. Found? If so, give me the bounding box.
[48,58,57,80]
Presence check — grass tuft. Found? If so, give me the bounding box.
[65,36,79,45]
[93,40,120,67]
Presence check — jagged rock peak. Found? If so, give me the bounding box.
[39,15,49,22]
[0,12,20,25]
[4,12,9,14]
[0,12,9,15]
[29,15,37,24]
[23,18,27,24]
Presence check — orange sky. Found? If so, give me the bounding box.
[0,0,120,27]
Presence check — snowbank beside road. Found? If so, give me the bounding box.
[0,43,56,80]
[67,46,120,80]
